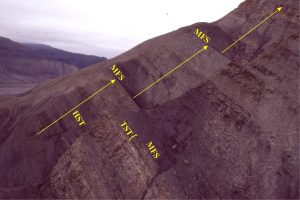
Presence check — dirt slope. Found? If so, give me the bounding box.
[0,0,298,199]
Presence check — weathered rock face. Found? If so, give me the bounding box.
[0,0,298,199]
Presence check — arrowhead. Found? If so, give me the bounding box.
[277,6,282,12]
[203,46,208,50]
[111,79,116,84]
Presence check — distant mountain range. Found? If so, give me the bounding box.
[23,43,106,69]
[0,37,106,97]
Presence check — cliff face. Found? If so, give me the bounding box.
[0,0,299,199]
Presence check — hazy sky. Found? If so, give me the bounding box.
[0,0,244,58]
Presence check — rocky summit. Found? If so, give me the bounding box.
[0,0,299,199]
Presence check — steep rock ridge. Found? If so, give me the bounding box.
[112,25,230,108]
[0,68,158,198]
[0,0,298,199]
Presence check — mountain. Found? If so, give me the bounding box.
[0,0,298,199]
[0,37,32,57]
[23,43,107,69]
[0,37,106,98]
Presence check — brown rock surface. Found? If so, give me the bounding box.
[0,0,298,199]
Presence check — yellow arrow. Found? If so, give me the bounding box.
[222,6,282,53]
[133,45,208,99]
[36,79,116,135]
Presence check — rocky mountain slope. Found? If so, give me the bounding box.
[0,37,106,98]
[0,0,298,199]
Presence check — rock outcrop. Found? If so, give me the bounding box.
[0,0,298,199]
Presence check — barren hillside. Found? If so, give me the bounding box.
[0,0,298,199]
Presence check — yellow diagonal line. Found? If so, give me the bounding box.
[133,46,208,99]
[222,8,281,53]
[36,80,115,135]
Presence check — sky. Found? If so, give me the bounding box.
[0,0,244,58]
